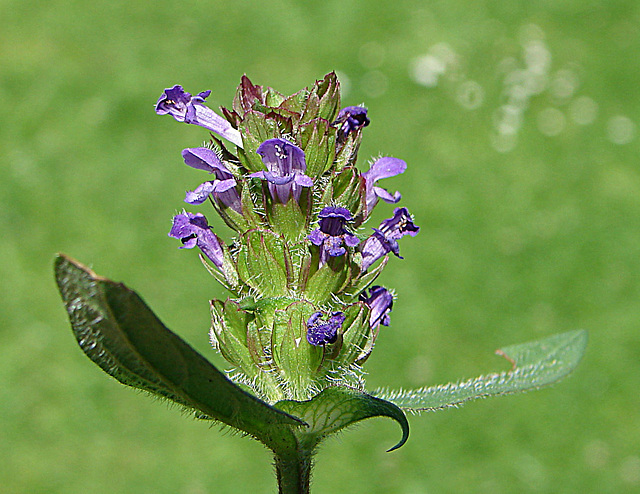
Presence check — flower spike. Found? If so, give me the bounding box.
[159,77,421,400]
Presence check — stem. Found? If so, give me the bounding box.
[274,449,312,494]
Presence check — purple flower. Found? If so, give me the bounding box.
[308,206,360,265]
[362,157,406,215]
[359,285,393,330]
[334,106,370,141]
[248,138,313,203]
[155,85,243,148]
[168,212,224,268]
[306,311,346,346]
[360,207,419,271]
[182,147,241,213]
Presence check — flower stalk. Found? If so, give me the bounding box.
[274,449,313,494]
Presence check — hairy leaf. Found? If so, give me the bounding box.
[373,330,587,412]
[54,254,304,445]
[276,386,409,452]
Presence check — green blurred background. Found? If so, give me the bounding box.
[2,0,639,492]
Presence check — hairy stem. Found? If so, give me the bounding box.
[274,449,313,494]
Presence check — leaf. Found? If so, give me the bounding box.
[275,386,409,452]
[54,254,305,444]
[373,330,588,412]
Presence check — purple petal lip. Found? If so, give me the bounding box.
[362,156,407,214]
[185,181,216,205]
[318,206,353,221]
[294,174,313,187]
[306,311,346,346]
[184,178,241,212]
[363,157,407,182]
[314,206,357,240]
[214,178,237,193]
[372,186,401,204]
[182,147,232,178]
[344,234,360,247]
[326,236,346,257]
[248,170,294,186]
[308,229,325,246]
